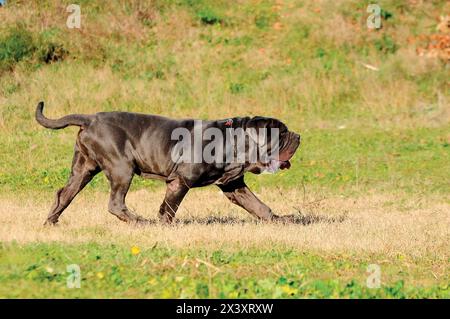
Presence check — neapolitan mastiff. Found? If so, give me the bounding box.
[35,102,300,225]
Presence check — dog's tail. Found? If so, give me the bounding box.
[35,101,92,129]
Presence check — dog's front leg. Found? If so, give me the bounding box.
[158,178,189,224]
[218,177,278,221]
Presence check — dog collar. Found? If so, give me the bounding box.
[225,119,233,126]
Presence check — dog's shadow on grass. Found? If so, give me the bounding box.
[144,212,348,226]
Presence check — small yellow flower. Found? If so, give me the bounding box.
[281,285,298,295]
[228,291,239,298]
[96,272,104,279]
[45,266,54,273]
[131,246,141,255]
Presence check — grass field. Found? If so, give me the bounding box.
[1,190,449,298]
[0,0,449,298]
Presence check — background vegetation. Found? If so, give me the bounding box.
[0,0,448,298]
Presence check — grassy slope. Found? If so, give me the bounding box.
[0,0,449,195]
[0,1,449,298]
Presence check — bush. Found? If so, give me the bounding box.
[0,28,35,70]
[229,82,244,94]
[197,8,222,25]
[380,9,393,20]
[255,14,270,29]
[374,34,397,54]
[0,27,69,72]
[38,42,68,64]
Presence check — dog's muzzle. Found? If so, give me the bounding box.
[264,132,300,173]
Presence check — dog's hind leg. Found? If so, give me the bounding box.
[105,164,148,224]
[158,178,189,224]
[45,147,99,225]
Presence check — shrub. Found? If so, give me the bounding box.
[380,9,393,20]
[197,8,222,25]
[0,27,35,70]
[229,82,244,94]
[255,14,270,29]
[38,42,68,64]
[374,34,397,54]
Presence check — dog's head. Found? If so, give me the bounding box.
[244,116,301,174]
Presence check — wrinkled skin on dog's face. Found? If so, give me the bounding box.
[244,116,301,174]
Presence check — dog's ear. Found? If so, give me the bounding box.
[246,116,271,129]
[245,117,271,147]
[247,116,287,131]
[246,127,260,146]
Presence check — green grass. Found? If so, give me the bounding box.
[1,126,448,198]
[0,243,447,298]
[0,1,448,198]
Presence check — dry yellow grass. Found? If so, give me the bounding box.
[1,188,448,259]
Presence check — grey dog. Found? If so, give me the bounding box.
[35,102,300,225]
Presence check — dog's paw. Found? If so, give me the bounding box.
[43,219,59,227]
